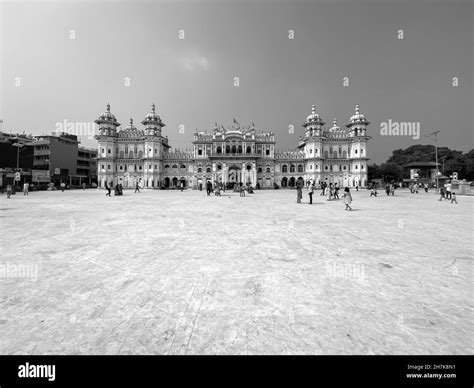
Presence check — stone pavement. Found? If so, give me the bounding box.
[0,188,472,354]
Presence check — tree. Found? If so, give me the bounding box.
[379,163,404,182]
[368,164,381,180]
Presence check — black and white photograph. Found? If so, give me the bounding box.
[0,0,472,385]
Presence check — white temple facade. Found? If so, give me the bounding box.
[95,104,370,189]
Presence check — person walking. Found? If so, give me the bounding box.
[135,181,141,193]
[423,182,428,193]
[334,184,340,200]
[180,181,184,192]
[206,181,211,196]
[23,182,29,196]
[385,183,390,196]
[105,182,111,197]
[343,187,353,211]
[438,186,445,201]
[308,183,314,205]
[60,181,66,192]
[82,182,86,191]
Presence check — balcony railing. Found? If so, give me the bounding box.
[207,153,263,158]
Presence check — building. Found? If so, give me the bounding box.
[95,103,370,189]
[32,132,97,187]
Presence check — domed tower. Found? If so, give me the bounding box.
[300,105,326,186]
[346,105,371,187]
[141,103,168,188]
[95,103,120,137]
[345,105,369,137]
[303,105,325,138]
[95,103,120,189]
[141,103,165,137]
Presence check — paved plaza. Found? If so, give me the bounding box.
[0,188,472,355]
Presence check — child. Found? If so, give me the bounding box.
[439,187,445,201]
[6,184,12,199]
[215,185,221,196]
[450,192,457,204]
[370,187,377,197]
[343,187,352,211]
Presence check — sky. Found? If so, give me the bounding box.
[1,0,472,164]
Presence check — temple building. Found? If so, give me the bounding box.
[95,103,370,189]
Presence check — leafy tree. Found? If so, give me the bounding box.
[379,163,404,182]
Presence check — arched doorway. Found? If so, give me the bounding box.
[163,177,170,188]
[281,177,288,187]
[172,177,178,187]
[297,177,304,187]
[180,177,186,187]
[289,177,295,187]
[227,165,241,188]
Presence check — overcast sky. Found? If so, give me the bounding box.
[1,0,472,163]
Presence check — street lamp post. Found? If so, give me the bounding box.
[12,141,24,189]
[424,130,440,193]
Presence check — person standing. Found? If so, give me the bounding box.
[296,181,302,203]
[450,192,457,204]
[82,182,86,191]
[445,182,452,199]
[206,181,211,196]
[385,183,390,196]
[180,181,184,192]
[6,184,12,199]
[23,182,29,196]
[390,183,395,196]
[135,181,140,193]
[343,187,352,211]
[308,183,314,205]
[60,181,66,192]
[424,182,428,193]
[334,184,340,200]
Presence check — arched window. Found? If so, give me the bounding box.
[282,165,288,173]
[246,165,251,170]
[297,164,303,173]
[206,167,211,173]
[217,164,222,170]
[138,150,143,158]
[342,150,347,158]
[290,164,295,173]
[266,167,271,173]
[231,145,237,153]
[343,165,347,170]
[180,164,186,169]
[172,164,178,169]
[325,166,329,170]
[238,145,242,154]
[324,151,329,159]
[119,151,124,158]
[197,168,202,173]
[246,146,251,154]
[355,165,358,169]
[257,167,262,173]
[129,151,133,158]
[226,145,230,154]
[217,146,222,154]
[164,164,170,169]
